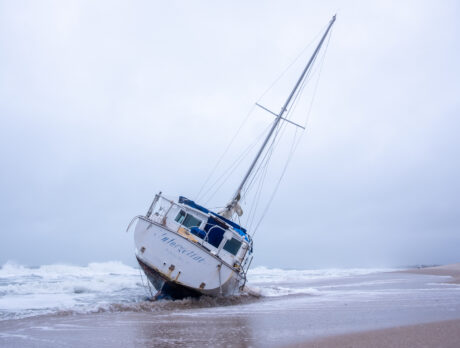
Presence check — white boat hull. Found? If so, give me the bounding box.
[134,216,243,298]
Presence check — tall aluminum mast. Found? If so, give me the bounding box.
[220,15,336,219]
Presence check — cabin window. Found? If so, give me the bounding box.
[183,214,202,229]
[175,210,186,224]
[223,238,242,256]
[175,210,202,229]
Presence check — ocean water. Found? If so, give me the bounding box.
[2,262,460,347]
[0,261,396,321]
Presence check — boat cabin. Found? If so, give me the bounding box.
[148,194,251,268]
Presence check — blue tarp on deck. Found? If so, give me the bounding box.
[178,196,248,235]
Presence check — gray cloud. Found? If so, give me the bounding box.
[1,0,459,268]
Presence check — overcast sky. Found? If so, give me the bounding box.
[1,0,459,268]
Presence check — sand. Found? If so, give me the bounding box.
[296,319,460,348]
[403,263,460,284]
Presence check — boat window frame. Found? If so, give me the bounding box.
[222,235,243,256]
[174,209,187,224]
[174,209,203,230]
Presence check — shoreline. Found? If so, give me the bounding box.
[401,262,460,284]
[292,263,460,347]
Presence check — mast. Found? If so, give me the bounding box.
[220,15,336,219]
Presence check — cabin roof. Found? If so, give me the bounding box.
[178,196,248,235]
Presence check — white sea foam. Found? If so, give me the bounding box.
[258,286,321,297]
[0,261,145,320]
[0,261,395,320]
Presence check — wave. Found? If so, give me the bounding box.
[247,266,394,284]
[0,260,138,278]
[0,261,140,297]
[0,261,392,320]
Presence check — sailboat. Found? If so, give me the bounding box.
[127,15,336,299]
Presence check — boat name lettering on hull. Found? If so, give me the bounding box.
[160,233,205,263]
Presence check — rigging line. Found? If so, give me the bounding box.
[246,106,289,198]
[196,25,326,203]
[250,74,319,235]
[246,89,292,190]
[200,121,273,204]
[292,24,334,130]
[202,140,259,205]
[301,25,334,128]
[290,23,331,113]
[283,31,329,137]
[229,98,289,205]
[247,166,266,230]
[255,24,328,104]
[268,48,317,143]
[195,104,257,201]
[240,115,285,199]
[228,70,292,221]
[281,47,319,122]
[252,27,335,237]
[252,126,300,237]
[244,113,291,226]
[240,138,272,199]
[201,23,329,207]
[247,143,272,231]
[237,114,285,224]
[202,120,273,201]
[205,124,271,204]
[243,131,275,226]
[244,153,266,227]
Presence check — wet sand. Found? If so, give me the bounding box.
[1,264,459,347]
[297,319,460,348]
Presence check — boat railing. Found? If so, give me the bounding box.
[145,193,212,242]
[146,193,176,225]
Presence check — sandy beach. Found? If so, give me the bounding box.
[1,263,459,347]
[404,263,460,284]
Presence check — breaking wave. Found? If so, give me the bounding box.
[0,261,389,320]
